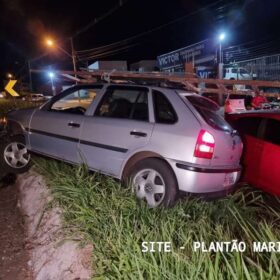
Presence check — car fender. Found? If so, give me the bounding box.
[121,149,177,182]
[6,119,26,136]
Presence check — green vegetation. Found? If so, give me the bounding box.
[0,99,37,117]
[1,100,279,278]
[36,159,280,280]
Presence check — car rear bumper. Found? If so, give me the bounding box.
[187,187,235,200]
[175,163,241,174]
[167,159,241,194]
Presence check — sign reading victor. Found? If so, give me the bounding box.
[5,80,19,97]
[157,39,214,71]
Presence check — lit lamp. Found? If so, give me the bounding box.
[217,32,226,79]
[46,38,54,47]
[48,72,56,96]
[218,32,226,63]
[44,36,77,84]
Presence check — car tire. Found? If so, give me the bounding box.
[0,135,31,174]
[127,158,178,208]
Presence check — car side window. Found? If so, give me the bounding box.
[50,87,101,115]
[95,86,149,121]
[263,118,280,146]
[153,90,177,124]
[235,117,262,138]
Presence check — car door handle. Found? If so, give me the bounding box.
[68,122,80,128]
[130,131,147,137]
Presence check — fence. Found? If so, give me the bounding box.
[225,54,280,82]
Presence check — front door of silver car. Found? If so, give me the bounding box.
[28,85,103,163]
[79,85,154,177]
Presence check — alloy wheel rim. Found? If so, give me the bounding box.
[133,169,165,208]
[4,142,30,169]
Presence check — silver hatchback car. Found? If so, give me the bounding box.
[2,83,243,207]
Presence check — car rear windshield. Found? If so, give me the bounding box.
[185,95,232,132]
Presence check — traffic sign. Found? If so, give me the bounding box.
[5,80,19,97]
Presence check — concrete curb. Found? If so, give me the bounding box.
[17,169,93,280]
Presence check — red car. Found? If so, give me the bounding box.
[226,111,280,196]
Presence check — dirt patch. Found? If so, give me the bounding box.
[17,170,93,280]
[0,174,32,280]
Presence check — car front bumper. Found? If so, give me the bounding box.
[167,159,242,194]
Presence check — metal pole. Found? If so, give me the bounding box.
[50,77,56,96]
[219,42,222,64]
[70,37,78,84]
[218,42,224,79]
[28,60,33,92]
[192,51,195,67]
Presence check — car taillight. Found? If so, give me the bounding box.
[194,130,215,159]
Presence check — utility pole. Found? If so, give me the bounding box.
[70,37,77,84]
[50,75,56,96]
[219,42,223,64]
[218,33,225,79]
[28,60,33,92]
[218,42,223,79]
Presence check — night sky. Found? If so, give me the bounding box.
[0,0,280,83]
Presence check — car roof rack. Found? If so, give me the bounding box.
[31,69,280,97]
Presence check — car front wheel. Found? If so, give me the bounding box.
[128,158,178,208]
[0,135,31,174]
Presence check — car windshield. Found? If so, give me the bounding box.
[185,95,232,132]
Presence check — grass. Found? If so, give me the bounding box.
[1,99,279,278]
[0,99,38,118]
[35,158,280,280]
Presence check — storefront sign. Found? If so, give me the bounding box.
[157,39,214,70]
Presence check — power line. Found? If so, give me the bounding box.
[31,0,258,70]
[31,0,237,66]
[224,41,278,54]
[78,43,138,61]
[27,1,129,67]
[224,41,280,63]
[77,44,137,61]
[76,0,235,56]
[73,0,130,38]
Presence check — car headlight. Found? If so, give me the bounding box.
[0,117,7,128]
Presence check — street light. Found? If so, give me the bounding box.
[217,32,226,79]
[48,72,56,96]
[218,32,226,64]
[46,38,54,47]
[7,73,13,79]
[219,32,226,42]
[45,37,77,80]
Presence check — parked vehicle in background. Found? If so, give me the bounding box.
[224,67,257,91]
[2,83,243,207]
[224,67,256,80]
[224,94,254,113]
[44,95,53,100]
[226,111,280,196]
[25,94,45,102]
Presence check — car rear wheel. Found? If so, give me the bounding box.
[128,158,178,208]
[0,135,31,174]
